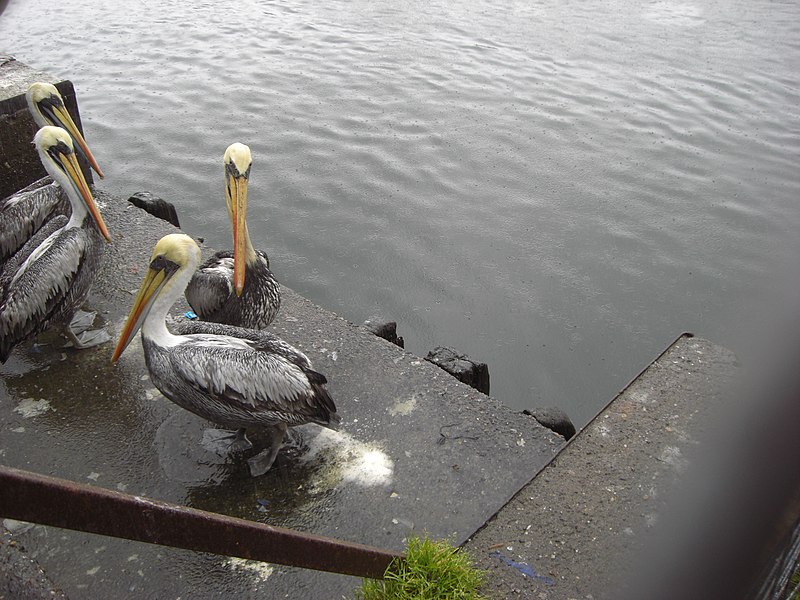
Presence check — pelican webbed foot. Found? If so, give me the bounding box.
[201,427,253,455]
[247,423,288,477]
[66,309,112,349]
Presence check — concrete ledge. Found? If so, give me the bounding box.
[464,334,739,598]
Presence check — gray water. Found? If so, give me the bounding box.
[2,0,799,426]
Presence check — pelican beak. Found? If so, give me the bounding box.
[57,146,112,242]
[228,169,249,297]
[111,259,174,362]
[44,101,105,179]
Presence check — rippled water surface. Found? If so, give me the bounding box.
[2,0,799,425]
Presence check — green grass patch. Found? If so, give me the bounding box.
[354,535,486,600]
[789,562,800,600]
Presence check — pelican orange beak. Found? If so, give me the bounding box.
[55,143,112,242]
[227,167,249,297]
[39,97,105,179]
[111,256,177,362]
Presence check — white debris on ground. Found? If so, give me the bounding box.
[300,428,394,488]
[13,398,52,418]
[223,557,275,582]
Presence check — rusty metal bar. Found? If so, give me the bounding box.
[0,465,401,579]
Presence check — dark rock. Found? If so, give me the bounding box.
[127,191,180,228]
[363,317,404,348]
[425,346,490,395]
[522,406,576,441]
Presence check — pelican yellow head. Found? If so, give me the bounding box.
[224,142,253,297]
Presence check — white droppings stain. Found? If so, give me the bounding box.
[389,395,417,417]
[302,429,394,488]
[598,422,611,437]
[86,566,100,576]
[516,437,526,447]
[659,445,688,473]
[14,398,51,418]
[87,472,100,481]
[3,519,34,534]
[330,350,338,361]
[12,427,25,433]
[224,557,274,582]
[127,554,139,562]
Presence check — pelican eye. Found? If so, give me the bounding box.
[225,160,251,179]
[149,255,180,275]
[46,140,73,168]
[39,94,65,111]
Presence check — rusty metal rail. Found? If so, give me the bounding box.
[0,465,402,579]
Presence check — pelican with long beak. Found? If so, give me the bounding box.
[1,83,105,265]
[112,233,339,476]
[184,143,281,329]
[0,126,112,363]
[26,82,104,178]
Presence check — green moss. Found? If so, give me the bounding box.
[789,562,800,600]
[354,535,486,600]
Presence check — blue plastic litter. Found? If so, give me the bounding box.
[489,551,555,586]
[184,311,198,320]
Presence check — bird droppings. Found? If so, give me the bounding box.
[13,398,51,418]
[223,557,275,582]
[658,445,688,473]
[3,519,35,534]
[301,428,394,488]
[389,394,418,417]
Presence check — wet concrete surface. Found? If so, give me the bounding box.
[0,190,564,598]
[463,334,739,599]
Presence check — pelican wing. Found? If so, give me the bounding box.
[0,182,69,264]
[0,224,91,353]
[184,251,234,317]
[169,335,333,423]
[174,319,313,370]
[0,216,66,282]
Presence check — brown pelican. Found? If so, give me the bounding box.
[0,177,68,265]
[184,143,281,329]
[1,83,104,265]
[26,82,104,178]
[112,233,339,476]
[0,126,112,363]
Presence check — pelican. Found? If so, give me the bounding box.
[1,177,68,265]
[0,126,112,363]
[112,233,339,476]
[26,82,104,178]
[1,83,104,265]
[184,143,281,329]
